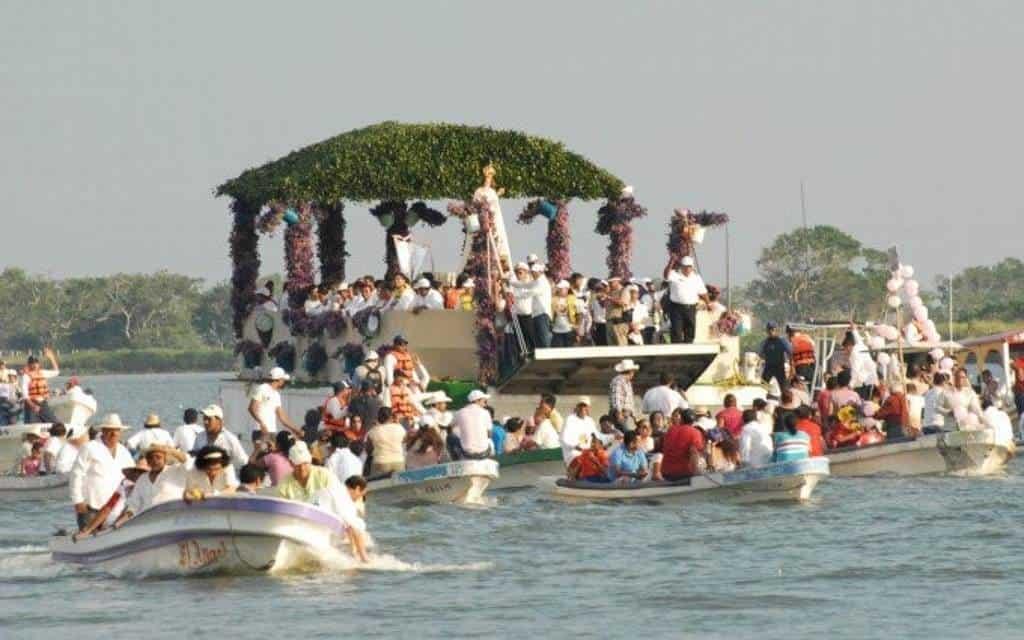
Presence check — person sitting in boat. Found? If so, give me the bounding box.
[855,414,886,447]
[276,441,370,563]
[404,422,445,470]
[183,446,238,503]
[922,372,951,433]
[259,431,296,487]
[711,438,741,472]
[192,405,250,477]
[560,396,600,466]
[641,373,688,419]
[979,370,1010,410]
[694,406,717,433]
[567,435,610,482]
[423,392,454,431]
[386,371,419,429]
[41,423,67,474]
[126,413,174,455]
[635,419,664,480]
[530,409,561,451]
[367,407,407,474]
[501,417,527,453]
[715,394,744,440]
[70,414,135,531]
[73,461,150,541]
[773,415,811,462]
[321,381,352,435]
[598,413,624,447]
[774,389,802,434]
[981,398,1015,447]
[535,393,563,433]
[310,420,333,464]
[411,278,444,314]
[113,444,188,525]
[873,384,909,439]
[607,431,649,484]
[609,359,640,431]
[790,376,812,408]
[827,405,863,449]
[829,370,863,415]
[20,348,60,424]
[739,409,773,467]
[237,464,267,493]
[20,441,43,477]
[950,368,983,419]
[661,409,707,480]
[448,390,495,460]
[326,433,366,483]
[793,406,825,457]
[903,382,925,437]
[172,408,204,461]
[649,411,668,437]
[249,367,302,440]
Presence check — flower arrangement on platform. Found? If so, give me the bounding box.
[370,200,447,280]
[234,339,264,369]
[229,199,261,338]
[457,198,498,384]
[667,208,729,264]
[338,342,366,375]
[351,307,383,339]
[268,341,296,373]
[284,204,315,309]
[714,311,742,337]
[303,342,328,376]
[322,310,347,338]
[315,202,347,287]
[596,189,647,280]
[518,199,572,282]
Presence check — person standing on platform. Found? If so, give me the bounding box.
[663,256,709,344]
[759,322,792,389]
[787,325,817,383]
[609,359,640,430]
[248,367,301,439]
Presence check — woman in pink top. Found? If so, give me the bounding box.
[21,442,43,477]
[715,394,744,439]
[261,431,295,486]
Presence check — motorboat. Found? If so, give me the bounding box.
[50,495,351,577]
[938,430,1015,476]
[366,459,498,506]
[0,423,48,471]
[826,435,947,477]
[490,448,565,490]
[537,457,829,504]
[0,473,68,501]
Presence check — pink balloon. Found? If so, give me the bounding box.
[886,278,903,293]
[909,295,924,309]
[880,325,900,341]
[904,280,920,296]
[863,402,879,417]
[868,335,886,350]
[964,413,981,428]
[940,356,955,371]
[954,406,968,423]
[877,352,892,366]
[913,306,929,322]
[925,330,942,343]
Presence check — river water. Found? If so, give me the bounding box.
[1,373,1021,639]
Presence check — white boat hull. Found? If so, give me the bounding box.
[0,473,68,501]
[367,460,498,506]
[827,435,946,477]
[938,430,1015,476]
[0,423,51,470]
[538,458,829,505]
[50,496,348,577]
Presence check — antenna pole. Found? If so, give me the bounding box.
[726,224,732,310]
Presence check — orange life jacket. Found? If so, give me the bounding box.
[392,349,415,380]
[389,383,415,420]
[26,370,49,402]
[791,333,816,367]
[321,397,347,431]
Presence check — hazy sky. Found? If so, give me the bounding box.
[3,1,1021,292]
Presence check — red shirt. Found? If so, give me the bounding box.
[661,424,706,478]
[816,389,832,422]
[795,419,825,457]
[715,407,744,438]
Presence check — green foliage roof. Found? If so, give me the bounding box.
[216,121,625,205]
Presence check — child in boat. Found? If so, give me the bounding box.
[568,435,610,482]
[20,441,44,477]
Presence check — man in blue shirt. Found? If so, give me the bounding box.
[607,431,649,483]
[487,406,507,456]
[759,322,793,389]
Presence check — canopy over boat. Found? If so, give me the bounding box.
[498,343,720,395]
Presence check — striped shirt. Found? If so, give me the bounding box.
[772,431,810,463]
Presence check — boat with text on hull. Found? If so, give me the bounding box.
[537,457,829,505]
[366,459,498,506]
[50,495,350,577]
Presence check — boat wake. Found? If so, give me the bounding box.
[0,544,69,581]
[307,544,493,574]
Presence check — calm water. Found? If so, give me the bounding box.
[1,373,1021,639]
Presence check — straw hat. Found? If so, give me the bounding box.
[122,458,150,476]
[143,413,161,428]
[614,359,640,373]
[98,414,129,430]
[143,443,187,465]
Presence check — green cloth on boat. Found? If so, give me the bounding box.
[495,448,563,467]
[427,380,476,410]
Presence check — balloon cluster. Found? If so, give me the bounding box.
[874,263,941,345]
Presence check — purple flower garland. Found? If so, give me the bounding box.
[284,203,315,310]
[596,196,647,280]
[452,199,498,385]
[518,199,572,282]
[316,202,347,287]
[229,199,261,338]
[667,208,729,265]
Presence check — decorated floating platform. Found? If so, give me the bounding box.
[50,495,350,577]
[537,458,829,505]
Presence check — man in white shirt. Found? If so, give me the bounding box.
[326,433,365,482]
[411,278,444,313]
[641,373,688,417]
[42,423,68,473]
[116,444,188,524]
[70,414,135,530]
[738,409,774,467]
[923,373,951,432]
[192,404,250,475]
[449,390,494,459]
[54,424,89,474]
[981,399,1014,446]
[559,397,600,464]
[126,413,174,453]
[248,367,300,438]
[172,408,204,456]
[662,255,709,344]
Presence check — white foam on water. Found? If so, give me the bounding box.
[0,547,69,579]
[285,543,493,575]
[0,545,49,554]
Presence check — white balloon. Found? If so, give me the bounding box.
[887,295,903,309]
[900,265,915,279]
[925,330,942,343]
[929,348,945,361]
[940,356,955,372]
[904,279,920,297]
[913,306,929,322]
[886,278,903,293]
[868,335,886,350]
[877,352,892,366]
[909,296,924,309]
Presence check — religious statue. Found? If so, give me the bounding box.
[472,162,512,265]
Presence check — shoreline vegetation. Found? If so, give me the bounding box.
[0,348,234,375]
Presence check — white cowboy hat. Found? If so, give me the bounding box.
[577,396,592,406]
[414,278,431,289]
[463,278,475,288]
[288,441,313,465]
[526,253,540,264]
[98,413,130,430]
[681,256,695,267]
[419,414,437,427]
[614,359,640,373]
[621,185,634,197]
[514,262,529,272]
[530,263,546,273]
[467,389,490,403]
[269,367,291,381]
[364,351,379,361]
[200,404,224,420]
[555,280,570,290]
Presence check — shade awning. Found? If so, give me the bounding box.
[497,343,721,396]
